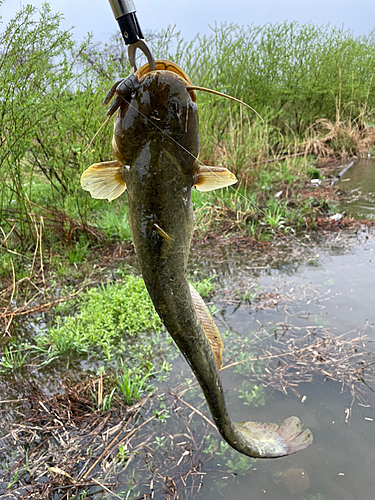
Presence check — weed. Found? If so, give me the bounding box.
[0,344,27,372]
[37,275,164,360]
[154,435,167,448]
[152,409,170,423]
[204,436,257,475]
[117,364,155,405]
[95,201,132,241]
[263,204,287,231]
[102,387,117,412]
[190,275,216,298]
[2,14,374,253]
[67,237,91,265]
[233,286,257,305]
[117,444,130,464]
[238,381,266,407]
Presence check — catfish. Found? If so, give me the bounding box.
[81,60,312,458]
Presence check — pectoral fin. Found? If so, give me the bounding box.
[189,283,223,369]
[194,166,237,192]
[81,161,126,202]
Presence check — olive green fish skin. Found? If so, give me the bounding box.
[114,70,236,444]
[112,71,311,458]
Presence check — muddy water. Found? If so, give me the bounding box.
[337,158,375,218]
[163,229,375,500]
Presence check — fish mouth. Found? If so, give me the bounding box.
[136,59,196,102]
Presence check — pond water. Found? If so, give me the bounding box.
[181,228,375,500]
[83,227,375,500]
[2,229,374,500]
[337,158,375,218]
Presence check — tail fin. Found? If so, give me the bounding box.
[235,416,312,458]
[277,416,313,454]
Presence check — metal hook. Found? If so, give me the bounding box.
[128,39,156,73]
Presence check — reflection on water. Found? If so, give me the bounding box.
[337,158,375,218]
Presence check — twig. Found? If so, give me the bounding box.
[173,395,216,430]
[1,280,91,318]
[91,477,124,499]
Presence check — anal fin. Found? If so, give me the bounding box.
[189,283,223,369]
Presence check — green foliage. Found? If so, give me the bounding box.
[152,23,375,185]
[116,364,155,405]
[204,436,257,475]
[2,7,374,256]
[67,236,91,265]
[117,444,130,464]
[0,3,113,249]
[0,344,27,372]
[238,381,266,407]
[157,22,375,130]
[94,200,132,241]
[190,275,216,298]
[37,275,163,359]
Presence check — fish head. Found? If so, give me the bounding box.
[112,60,199,177]
[81,61,236,202]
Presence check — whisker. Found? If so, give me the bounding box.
[186,86,264,122]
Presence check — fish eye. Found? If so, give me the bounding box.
[131,91,137,98]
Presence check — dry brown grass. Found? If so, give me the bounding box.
[304,119,375,159]
[0,380,211,499]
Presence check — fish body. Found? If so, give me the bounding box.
[81,61,312,458]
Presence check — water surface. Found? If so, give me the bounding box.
[1,230,374,500]
[180,229,375,500]
[337,158,375,218]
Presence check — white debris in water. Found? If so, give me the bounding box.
[330,213,343,221]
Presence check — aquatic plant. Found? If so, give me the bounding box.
[0,344,28,372]
[238,382,266,407]
[204,436,257,475]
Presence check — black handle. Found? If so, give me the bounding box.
[108,0,144,44]
[117,12,144,45]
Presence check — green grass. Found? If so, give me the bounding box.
[191,155,328,238]
[94,201,132,241]
[1,272,215,387]
[0,344,28,373]
[116,364,156,405]
[37,275,164,360]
